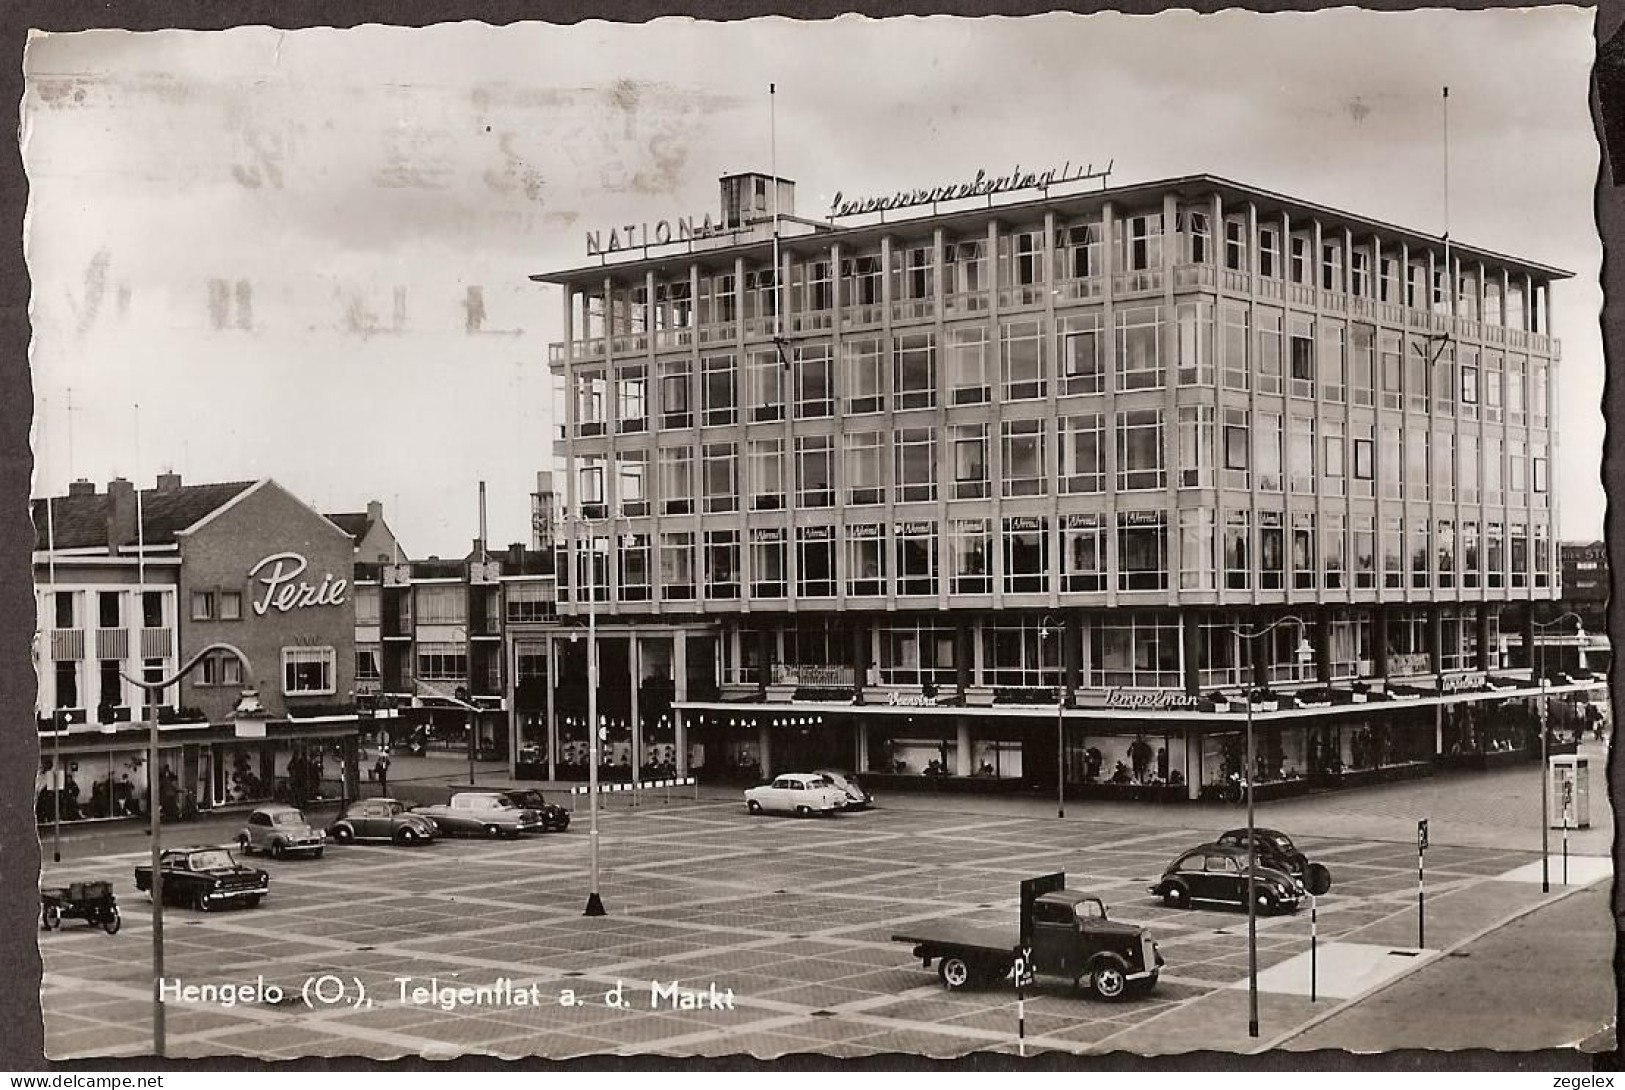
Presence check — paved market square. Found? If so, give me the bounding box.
[37,744,1616,1060]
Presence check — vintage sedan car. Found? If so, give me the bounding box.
[327,798,438,845]
[1214,827,1333,893]
[134,846,269,911]
[1149,843,1306,914]
[813,769,874,811]
[744,773,848,817]
[237,804,326,858]
[496,788,571,831]
[412,792,545,838]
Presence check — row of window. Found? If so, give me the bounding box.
[717,605,1499,691]
[572,207,1546,337]
[578,411,1551,513]
[43,589,169,630]
[572,312,1552,432]
[46,646,334,710]
[563,513,1556,602]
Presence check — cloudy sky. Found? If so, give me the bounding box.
[23,9,1601,555]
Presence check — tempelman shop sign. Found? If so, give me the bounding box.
[828,160,1113,219]
[248,552,348,616]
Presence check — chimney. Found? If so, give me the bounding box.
[366,499,383,523]
[508,542,524,566]
[106,478,137,553]
[470,537,485,561]
[156,471,183,493]
[67,479,95,498]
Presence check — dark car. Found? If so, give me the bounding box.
[134,846,269,911]
[327,798,438,845]
[496,789,571,831]
[1149,843,1305,914]
[1215,828,1332,893]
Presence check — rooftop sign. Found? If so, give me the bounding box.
[585,214,740,257]
[829,160,1113,219]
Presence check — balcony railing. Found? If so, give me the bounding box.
[95,628,129,661]
[49,629,84,662]
[891,298,935,323]
[610,332,648,355]
[654,328,694,350]
[1379,302,1405,324]
[1257,277,1284,301]
[1112,269,1163,296]
[997,284,1046,309]
[840,303,885,330]
[1172,263,1215,290]
[1287,283,1317,306]
[789,309,834,334]
[1220,269,1251,294]
[1320,289,1348,313]
[1054,277,1104,303]
[698,322,737,345]
[140,627,172,660]
[944,291,993,314]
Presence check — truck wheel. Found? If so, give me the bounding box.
[938,956,974,990]
[1091,959,1128,1001]
[102,908,122,935]
[1163,883,1190,909]
[41,904,61,931]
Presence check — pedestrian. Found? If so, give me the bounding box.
[374,752,390,796]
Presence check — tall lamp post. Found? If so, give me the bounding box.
[1228,615,1315,1040]
[575,514,607,917]
[1532,610,1585,894]
[1039,615,1066,819]
[123,641,257,1059]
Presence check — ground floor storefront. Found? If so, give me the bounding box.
[673,673,1605,801]
[35,718,362,826]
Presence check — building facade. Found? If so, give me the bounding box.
[34,475,361,822]
[533,171,1588,799]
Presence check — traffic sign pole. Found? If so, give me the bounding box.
[1416,819,1428,949]
[1309,893,1318,1003]
[1562,780,1572,886]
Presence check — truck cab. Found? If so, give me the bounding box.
[1028,888,1161,994]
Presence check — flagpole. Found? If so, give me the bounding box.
[44,398,63,862]
[770,83,783,352]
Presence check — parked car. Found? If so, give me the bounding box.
[237,804,326,858]
[1215,827,1332,893]
[495,788,571,831]
[1149,843,1305,914]
[412,792,545,838]
[134,846,269,911]
[327,798,438,845]
[744,773,847,816]
[894,872,1162,1000]
[813,769,874,811]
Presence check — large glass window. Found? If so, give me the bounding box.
[841,254,883,308]
[1059,312,1104,396]
[1288,416,1315,495]
[944,239,988,301]
[1350,322,1375,406]
[576,368,606,435]
[617,450,648,517]
[1406,427,1430,502]
[1115,305,1163,391]
[1292,513,1316,590]
[1436,519,1456,590]
[796,435,833,508]
[702,442,737,514]
[659,358,692,428]
[701,353,736,426]
[1254,412,1283,493]
[1434,432,1455,503]
[1002,419,1047,497]
[1259,226,1280,279]
[1002,516,1049,594]
[1409,520,1432,590]
[952,423,989,500]
[616,365,647,433]
[1177,301,1213,385]
[1221,408,1250,490]
[844,337,885,415]
[895,520,938,596]
[1056,220,1102,281]
[949,519,991,594]
[746,349,784,422]
[1432,344,1455,419]
[1223,511,1250,590]
[1322,421,1344,497]
[1092,611,1181,689]
[749,529,787,599]
[880,622,956,687]
[1221,303,1249,391]
[1353,515,1376,589]
[1382,517,1404,590]
[1485,436,1503,505]
[658,446,692,515]
[1116,409,1166,491]
[847,524,886,596]
[1259,511,1285,590]
[846,431,884,505]
[1323,513,1346,590]
[1289,315,1315,399]
[796,526,836,597]
[1062,413,1106,494]
[1380,425,1402,500]
[1507,357,1527,425]
[993,320,1042,405]
[893,332,937,409]
[1122,213,1163,272]
[1380,330,1403,411]
[1117,510,1169,591]
[1461,520,1481,589]
[895,427,937,503]
[283,646,336,696]
[748,438,785,511]
[795,344,834,418]
[1406,337,1431,414]
[660,532,695,600]
[983,617,1060,688]
[704,530,740,599]
[1177,406,1214,488]
[1255,309,1283,395]
[1062,514,1105,592]
[619,534,651,601]
[1181,508,1216,591]
[947,326,990,405]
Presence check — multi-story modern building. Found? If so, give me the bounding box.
[533,170,1588,800]
[33,474,361,821]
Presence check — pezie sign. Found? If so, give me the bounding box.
[248,552,348,616]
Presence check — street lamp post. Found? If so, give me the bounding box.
[122,641,257,1059]
[579,517,607,917]
[1039,615,1065,820]
[1532,610,1585,895]
[1229,616,1315,1040]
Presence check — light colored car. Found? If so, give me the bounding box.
[745,773,848,817]
[412,791,546,838]
[236,804,325,858]
[813,770,874,811]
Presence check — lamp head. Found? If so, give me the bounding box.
[1294,637,1315,665]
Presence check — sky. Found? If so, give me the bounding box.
[22,9,1603,556]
